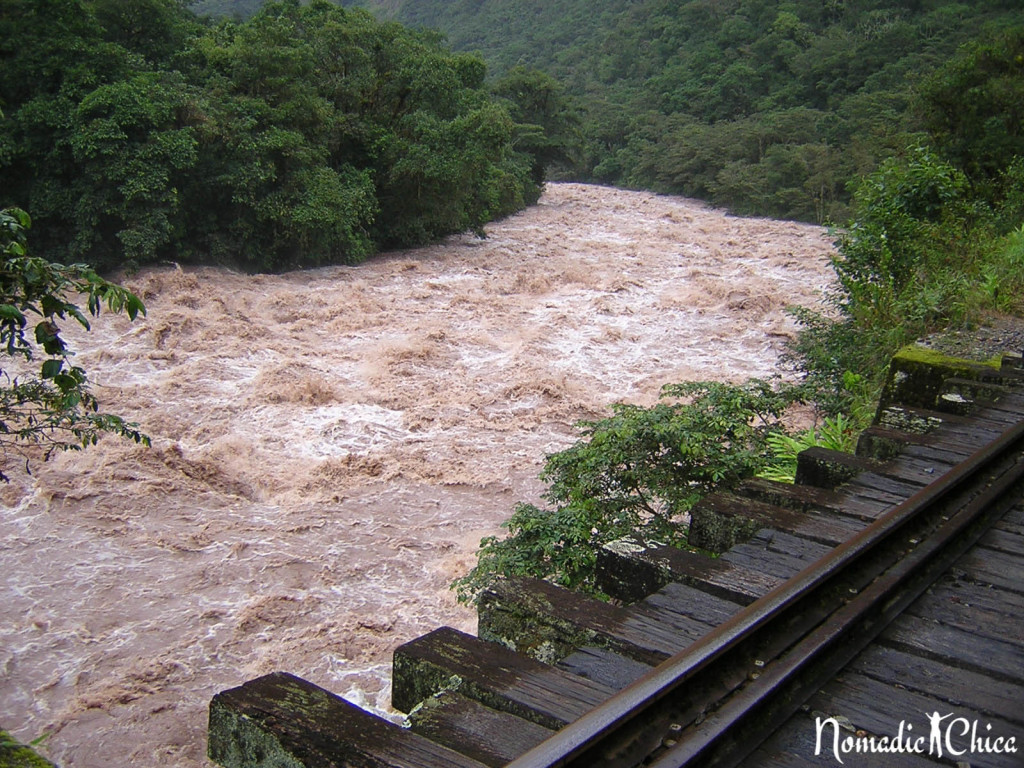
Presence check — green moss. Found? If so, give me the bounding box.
[477,584,597,663]
[893,345,1002,371]
[0,731,57,768]
[688,506,762,553]
[876,344,1007,414]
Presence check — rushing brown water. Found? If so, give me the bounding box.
[0,184,835,767]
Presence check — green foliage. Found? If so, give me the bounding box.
[491,67,583,187]
[195,3,1022,223]
[453,379,799,601]
[786,148,980,414]
[1,0,549,272]
[0,728,56,768]
[789,140,1023,418]
[918,26,1024,188]
[0,208,149,481]
[758,413,857,484]
[335,0,1023,223]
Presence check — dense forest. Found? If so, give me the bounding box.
[0,0,559,273]
[194,0,1023,223]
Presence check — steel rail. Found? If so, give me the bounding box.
[505,416,1024,768]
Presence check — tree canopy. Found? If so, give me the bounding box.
[0,0,567,272]
[333,0,1022,223]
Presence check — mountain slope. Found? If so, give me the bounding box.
[191,1,1023,222]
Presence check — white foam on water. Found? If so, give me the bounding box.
[0,183,835,767]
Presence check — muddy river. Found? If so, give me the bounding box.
[0,183,835,766]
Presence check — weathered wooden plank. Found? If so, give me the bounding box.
[854,424,982,463]
[808,672,1023,768]
[733,477,846,514]
[688,493,785,552]
[900,439,982,463]
[977,390,1024,413]
[406,690,553,768]
[208,671,487,768]
[555,646,652,690]
[754,528,835,560]
[688,491,864,552]
[856,425,933,461]
[596,538,782,604]
[847,644,1024,726]
[937,377,1015,415]
[880,614,1024,683]
[975,401,1024,426]
[795,447,878,489]
[1002,502,1024,526]
[978,527,1024,557]
[477,575,688,666]
[907,582,1024,648]
[835,492,899,521]
[876,404,973,434]
[640,581,744,628]
[391,627,615,729]
[743,711,946,768]
[994,519,1024,538]
[874,454,952,486]
[844,471,923,500]
[955,547,1024,594]
[642,543,784,605]
[721,529,834,581]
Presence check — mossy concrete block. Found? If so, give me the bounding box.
[688,494,774,553]
[794,446,877,489]
[208,671,484,768]
[477,577,599,663]
[0,732,57,768]
[876,345,1003,415]
[595,536,673,603]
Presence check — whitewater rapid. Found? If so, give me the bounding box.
[0,183,835,766]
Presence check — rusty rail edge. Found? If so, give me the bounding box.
[506,416,1024,768]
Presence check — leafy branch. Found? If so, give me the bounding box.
[1,208,149,481]
[453,379,801,601]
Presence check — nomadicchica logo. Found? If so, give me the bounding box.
[814,711,1018,764]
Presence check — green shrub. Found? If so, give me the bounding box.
[453,379,800,601]
[758,414,858,484]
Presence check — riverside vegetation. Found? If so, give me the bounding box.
[324,0,1018,224]
[0,0,565,273]
[453,24,1024,598]
[1,0,570,476]
[2,2,1023,597]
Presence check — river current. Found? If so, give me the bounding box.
[0,183,835,766]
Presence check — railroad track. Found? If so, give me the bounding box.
[209,348,1024,768]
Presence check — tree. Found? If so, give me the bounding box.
[491,67,582,186]
[918,26,1024,187]
[453,379,798,600]
[0,208,148,481]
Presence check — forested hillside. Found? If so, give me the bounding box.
[0,0,554,272]
[356,0,1023,222]
[189,1,1021,222]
